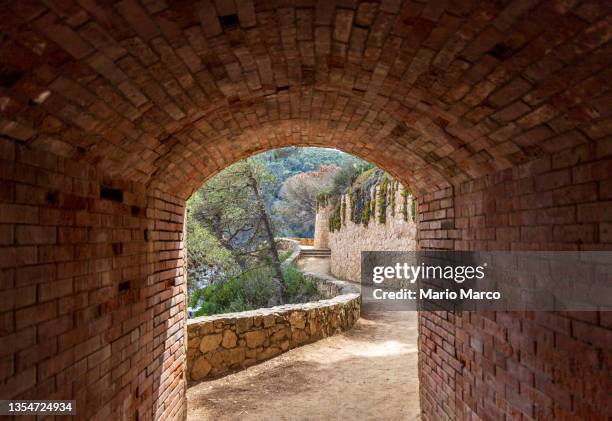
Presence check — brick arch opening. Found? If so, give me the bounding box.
[1,0,611,420]
[149,116,454,199]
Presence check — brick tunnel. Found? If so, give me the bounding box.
[0,0,611,419]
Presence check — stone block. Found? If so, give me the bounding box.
[199,334,222,353]
[221,329,237,348]
[257,347,281,361]
[190,356,212,380]
[288,311,306,329]
[263,314,276,327]
[244,330,266,348]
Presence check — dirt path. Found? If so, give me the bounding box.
[294,256,331,276]
[187,257,420,421]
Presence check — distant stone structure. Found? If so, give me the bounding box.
[315,177,418,281]
[313,204,331,249]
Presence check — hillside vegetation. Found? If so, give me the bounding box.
[186,147,371,317]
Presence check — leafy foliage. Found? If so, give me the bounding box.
[282,265,319,301]
[186,158,283,297]
[261,148,370,237]
[325,169,412,231]
[189,159,274,264]
[187,147,368,316]
[402,189,409,222]
[258,147,366,196]
[377,178,389,224]
[190,264,319,317]
[186,194,237,295]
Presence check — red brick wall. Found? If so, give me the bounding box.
[0,137,186,420]
[417,148,612,419]
[3,136,612,420]
[3,134,611,420]
[0,1,609,419]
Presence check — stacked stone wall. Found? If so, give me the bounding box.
[313,206,331,249]
[316,185,418,281]
[186,272,360,382]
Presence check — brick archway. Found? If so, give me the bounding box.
[1,1,610,419]
[149,116,455,198]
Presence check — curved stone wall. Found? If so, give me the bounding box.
[186,248,360,382]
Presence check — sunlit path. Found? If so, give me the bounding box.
[187,310,420,421]
[187,257,420,420]
[295,256,331,276]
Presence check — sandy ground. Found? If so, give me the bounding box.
[187,257,420,421]
[294,256,331,276]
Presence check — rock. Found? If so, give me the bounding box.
[199,333,222,353]
[225,347,245,366]
[257,346,281,361]
[236,317,253,333]
[270,328,288,343]
[263,314,276,327]
[188,337,201,349]
[222,329,237,348]
[291,328,308,346]
[317,188,417,281]
[289,311,306,329]
[207,351,224,368]
[309,319,318,335]
[208,348,245,369]
[200,323,214,335]
[186,348,199,360]
[185,265,361,385]
[187,326,199,339]
[244,330,266,348]
[191,356,212,380]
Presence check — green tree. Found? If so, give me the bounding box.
[186,147,373,315]
[244,159,288,303]
[188,158,288,304]
[190,160,270,268]
[186,193,237,296]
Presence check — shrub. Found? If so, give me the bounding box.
[191,263,320,317]
[283,265,318,302]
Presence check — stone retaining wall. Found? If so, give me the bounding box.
[316,186,418,281]
[186,246,360,382]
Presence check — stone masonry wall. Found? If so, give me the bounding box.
[313,205,331,249]
[318,185,418,281]
[186,273,360,382]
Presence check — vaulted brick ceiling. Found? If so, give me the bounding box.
[0,0,610,198]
